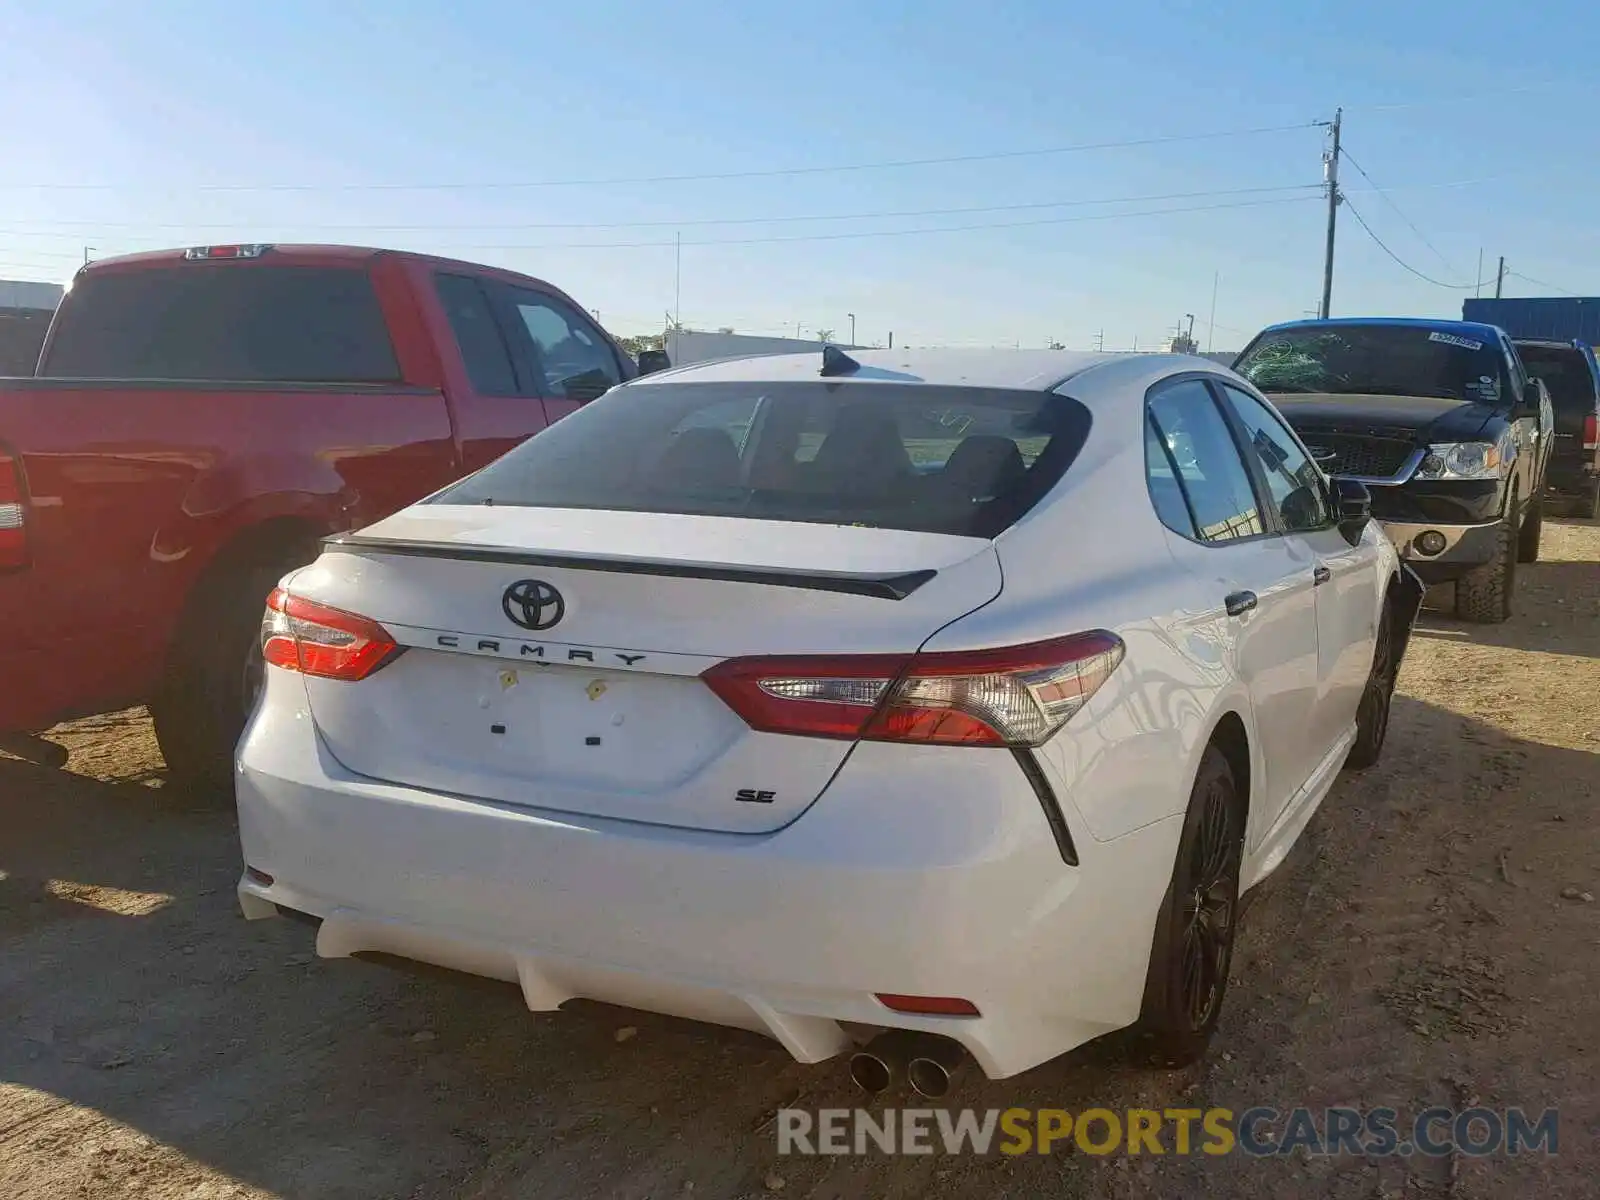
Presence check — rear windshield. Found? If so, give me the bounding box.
[1235,325,1509,405]
[40,265,400,383]
[434,380,1092,537]
[1515,344,1599,414]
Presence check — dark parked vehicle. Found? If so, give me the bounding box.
[1234,318,1552,623]
[1511,339,1600,518]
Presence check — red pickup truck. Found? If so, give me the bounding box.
[1,243,651,786]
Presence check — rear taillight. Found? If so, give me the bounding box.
[260,587,401,681]
[0,447,28,570]
[703,631,1124,748]
[1584,412,1598,451]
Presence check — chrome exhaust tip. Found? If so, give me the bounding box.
[848,1030,914,1094]
[906,1037,968,1100]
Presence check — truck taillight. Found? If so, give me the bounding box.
[260,588,402,681]
[1585,412,1598,452]
[0,447,28,570]
[703,632,1124,748]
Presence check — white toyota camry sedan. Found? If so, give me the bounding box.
[236,347,1420,1084]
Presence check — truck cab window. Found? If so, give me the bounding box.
[506,291,620,403]
[435,273,519,396]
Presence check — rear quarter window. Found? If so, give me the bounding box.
[41,265,400,383]
[434,380,1093,537]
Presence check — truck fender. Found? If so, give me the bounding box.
[149,453,359,569]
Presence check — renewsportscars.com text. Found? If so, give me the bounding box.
[776,1106,1559,1157]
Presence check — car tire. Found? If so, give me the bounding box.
[1343,601,1397,771]
[1584,480,1600,522]
[151,555,306,800]
[1133,743,1244,1068]
[1454,512,1516,624]
[1516,497,1543,562]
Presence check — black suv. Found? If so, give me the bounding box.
[1513,339,1600,519]
[1234,318,1553,623]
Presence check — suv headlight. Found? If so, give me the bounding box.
[1414,441,1509,481]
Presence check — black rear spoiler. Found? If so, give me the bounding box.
[322,534,936,600]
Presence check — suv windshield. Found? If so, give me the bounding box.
[434,380,1092,538]
[1235,325,1508,404]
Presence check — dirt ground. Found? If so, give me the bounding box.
[3,518,1597,1200]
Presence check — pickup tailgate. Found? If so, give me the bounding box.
[286,504,1004,833]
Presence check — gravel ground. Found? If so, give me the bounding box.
[3,517,1596,1199]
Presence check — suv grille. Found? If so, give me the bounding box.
[1297,433,1417,480]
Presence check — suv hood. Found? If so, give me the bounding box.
[1267,393,1502,442]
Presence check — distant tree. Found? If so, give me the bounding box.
[815,328,834,343]
[615,333,666,356]
[1048,340,1066,350]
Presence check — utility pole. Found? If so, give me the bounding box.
[1495,255,1506,299]
[674,232,682,330]
[1319,107,1342,320]
[1475,248,1484,299]
[1094,329,1105,352]
[83,246,96,265]
[888,331,894,349]
[1207,272,1219,352]
[848,313,856,345]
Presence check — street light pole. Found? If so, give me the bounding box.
[848,313,856,345]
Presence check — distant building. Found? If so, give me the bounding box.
[0,279,63,312]
[666,329,867,367]
[0,279,62,376]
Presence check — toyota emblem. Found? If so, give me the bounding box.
[501,579,565,631]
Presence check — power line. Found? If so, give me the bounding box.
[0,122,1321,192]
[1507,270,1583,297]
[0,183,1322,237]
[27,195,1320,259]
[1338,146,1457,273]
[1342,196,1495,290]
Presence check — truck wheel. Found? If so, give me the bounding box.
[1454,516,1516,624]
[1343,603,1396,771]
[152,553,309,799]
[1516,497,1543,562]
[1584,481,1600,522]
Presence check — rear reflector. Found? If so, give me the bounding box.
[261,587,401,681]
[183,243,272,260]
[0,448,28,570]
[1584,412,1598,452]
[703,632,1124,748]
[875,994,981,1017]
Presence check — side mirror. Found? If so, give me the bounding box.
[1332,477,1371,544]
[1514,380,1542,420]
[636,349,671,376]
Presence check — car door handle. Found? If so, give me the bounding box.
[1225,590,1258,617]
[1313,564,1332,586]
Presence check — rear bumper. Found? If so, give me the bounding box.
[1544,456,1598,498]
[1378,519,1502,584]
[234,672,1184,1079]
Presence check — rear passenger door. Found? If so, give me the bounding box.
[433,272,550,473]
[1145,377,1321,842]
[1215,381,1377,762]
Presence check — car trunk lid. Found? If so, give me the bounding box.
[287,504,1003,833]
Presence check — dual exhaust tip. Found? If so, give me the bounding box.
[848,1030,967,1099]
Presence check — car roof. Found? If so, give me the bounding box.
[628,348,1212,393]
[1255,316,1505,341]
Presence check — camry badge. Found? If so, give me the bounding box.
[502,579,565,631]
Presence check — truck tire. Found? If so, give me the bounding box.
[1454,515,1517,624]
[152,551,310,799]
[1516,497,1543,562]
[1583,480,1600,521]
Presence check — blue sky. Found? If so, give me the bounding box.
[3,0,1599,350]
